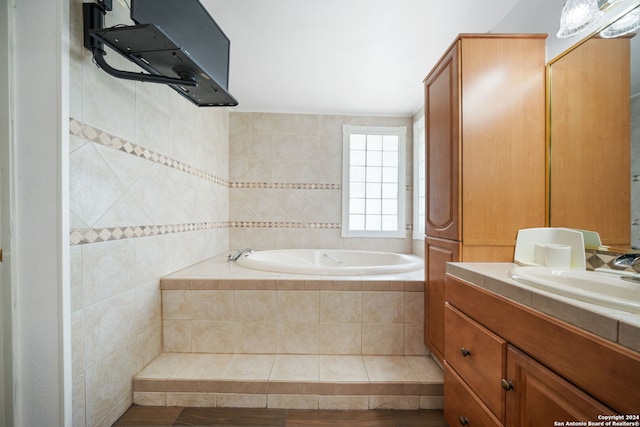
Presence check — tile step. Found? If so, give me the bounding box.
[133,353,444,410]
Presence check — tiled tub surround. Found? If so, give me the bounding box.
[229,112,415,252]
[133,255,442,410]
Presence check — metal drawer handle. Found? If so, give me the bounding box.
[501,378,514,391]
[459,416,470,425]
[460,347,471,357]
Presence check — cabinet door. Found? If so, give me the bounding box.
[444,364,502,427]
[445,304,506,420]
[425,237,460,362]
[505,345,615,426]
[425,42,460,241]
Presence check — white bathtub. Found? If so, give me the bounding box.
[235,249,423,275]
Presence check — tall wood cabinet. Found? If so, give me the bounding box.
[548,36,631,247]
[424,34,547,361]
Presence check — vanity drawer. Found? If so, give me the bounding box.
[444,363,503,427]
[445,303,507,420]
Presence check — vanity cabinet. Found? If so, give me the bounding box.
[444,274,640,425]
[424,34,547,361]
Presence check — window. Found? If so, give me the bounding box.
[342,125,406,238]
[413,117,425,240]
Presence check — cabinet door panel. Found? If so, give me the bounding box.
[445,304,506,420]
[444,364,503,427]
[425,237,460,362]
[505,346,615,427]
[425,42,459,241]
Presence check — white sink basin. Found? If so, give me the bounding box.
[508,266,640,313]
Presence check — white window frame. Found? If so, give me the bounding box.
[413,117,425,240]
[341,125,406,238]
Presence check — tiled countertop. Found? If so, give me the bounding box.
[446,262,640,354]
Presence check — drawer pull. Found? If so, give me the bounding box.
[459,416,470,426]
[460,347,471,357]
[501,378,514,391]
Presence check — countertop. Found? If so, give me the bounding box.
[446,262,640,354]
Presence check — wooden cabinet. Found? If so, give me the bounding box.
[505,346,615,427]
[425,237,459,361]
[444,274,639,425]
[424,34,547,361]
[548,37,630,247]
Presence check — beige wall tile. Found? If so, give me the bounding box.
[270,355,319,381]
[362,324,404,355]
[370,395,419,410]
[320,291,362,322]
[220,354,275,380]
[318,395,369,410]
[277,322,319,354]
[234,290,276,322]
[83,290,137,366]
[318,323,362,355]
[85,342,137,426]
[191,321,235,353]
[163,320,192,352]
[234,322,277,353]
[216,393,268,408]
[167,393,216,408]
[319,356,368,382]
[277,291,319,322]
[136,322,162,372]
[363,292,404,323]
[190,290,234,321]
[268,394,319,410]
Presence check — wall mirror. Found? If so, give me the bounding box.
[547,3,640,250]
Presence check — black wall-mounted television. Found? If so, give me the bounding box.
[86,0,238,107]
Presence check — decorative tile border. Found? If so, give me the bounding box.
[69,119,413,245]
[231,182,341,190]
[70,222,229,246]
[69,118,229,187]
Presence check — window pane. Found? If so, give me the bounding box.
[350,166,366,182]
[366,215,381,231]
[351,134,366,150]
[383,151,398,167]
[351,182,366,198]
[367,134,382,150]
[366,167,382,183]
[351,150,366,166]
[343,125,406,238]
[383,135,398,151]
[382,166,397,183]
[367,150,383,166]
[382,199,397,214]
[350,214,365,230]
[350,198,365,214]
[382,183,397,198]
[365,183,381,198]
[381,215,398,231]
[366,199,382,215]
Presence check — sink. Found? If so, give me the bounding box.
[508,266,640,313]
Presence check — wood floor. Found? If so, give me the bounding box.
[112,405,447,427]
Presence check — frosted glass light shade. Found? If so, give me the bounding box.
[557,0,603,38]
[600,7,640,38]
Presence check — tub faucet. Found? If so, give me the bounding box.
[228,248,253,262]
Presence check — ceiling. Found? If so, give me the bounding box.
[202,0,524,116]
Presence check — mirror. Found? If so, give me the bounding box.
[547,4,640,250]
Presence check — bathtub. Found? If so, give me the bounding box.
[235,249,423,275]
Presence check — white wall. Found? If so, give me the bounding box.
[12,0,72,425]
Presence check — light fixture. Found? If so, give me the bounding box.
[557,0,603,38]
[599,7,640,38]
